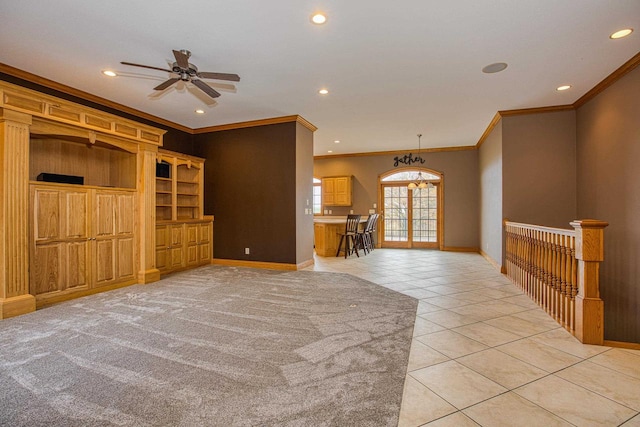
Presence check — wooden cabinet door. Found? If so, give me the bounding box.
[197,222,212,264]
[169,224,184,269]
[115,193,136,281]
[93,191,137,287]
[199,243,211,263]
[198,222,211,244]
[31,186,90,297]
[155,225,170,272]
[335,177,351,205]
[322,178,335,205]
[64,191,90,290]
[94,192,117,287]
[184,223,198,266]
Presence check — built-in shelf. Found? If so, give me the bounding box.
[155,149,205,222]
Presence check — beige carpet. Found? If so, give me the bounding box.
[0,266,417,426]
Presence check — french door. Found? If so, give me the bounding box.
[380,182,441,249]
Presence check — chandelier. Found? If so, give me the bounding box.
[408,134,434,189]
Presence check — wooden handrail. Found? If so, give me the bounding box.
[504,219,608,344]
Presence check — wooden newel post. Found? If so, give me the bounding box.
[570,219,608,345]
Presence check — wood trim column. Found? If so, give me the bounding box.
[0,108,36,318]
[137,147,160,283]
[570,219,608,345]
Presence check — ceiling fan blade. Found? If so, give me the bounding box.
[198,72,241,82]
[154,78,181,91]
[173,50,190,69]
[191,79,221,99]
[120,61,172,73]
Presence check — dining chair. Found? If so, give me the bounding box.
[335,214,361,258]
[357,213,379,255]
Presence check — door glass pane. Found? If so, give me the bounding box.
[412,186,437,242]
[384,186,408,242]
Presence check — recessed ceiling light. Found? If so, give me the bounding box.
[610,28,633,39]
[195,109,205,114]
[482,62,508,74]
[556,85,571,91]
[318,88,329,95]
[334,140,340,143]
[328,150,333,153]
[102,70,117,77]
[311,13,327,25]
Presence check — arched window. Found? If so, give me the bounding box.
[381,170,440,182]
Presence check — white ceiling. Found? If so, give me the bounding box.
[1,1,639,155]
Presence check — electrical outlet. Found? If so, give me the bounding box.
[329,210,332,214]
[245,247,250,255]
[369,209,375,214]
[349,209,354,214]
[324,209,328,215]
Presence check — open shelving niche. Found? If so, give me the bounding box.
[155,149,213,275]
[155,149,205,221]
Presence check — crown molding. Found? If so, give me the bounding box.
[573,51,640,109]
[314,145,476,160]
[475,112,503,149]
[499,105,574,117]
[194,115,317,133]
[476,52,640,149]
[476,105,574,148]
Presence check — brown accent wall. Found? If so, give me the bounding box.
[502,111,577,229]
[314,149,479,249]
[576,65,640,343]
[479,120,503,263]
[194,122,300,264]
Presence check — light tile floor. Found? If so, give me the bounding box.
[305,249,640,426]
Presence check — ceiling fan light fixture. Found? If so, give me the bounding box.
[120,49,239,101]
[102,70,117,77]
[311,13,327,25]
[610,28,633,39]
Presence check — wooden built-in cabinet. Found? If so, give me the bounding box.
[322,176,352,206]
[0,80,167,316]
[155,149,213,274]
[156,149,204,222]
[30,184,137,305]
[156,220,213,274]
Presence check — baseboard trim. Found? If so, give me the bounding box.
[0,294,36,319]
[603,340,640,350]
[138,268,161,284]
[479,249,503,273]
[296,258,315,270]
[35,279,138,309]
[212,258,312,271]
[442,246,479,252]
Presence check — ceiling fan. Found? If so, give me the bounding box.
[121,49,240,99]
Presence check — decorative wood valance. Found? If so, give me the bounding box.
[0,80,165,146]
